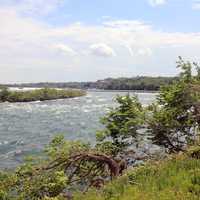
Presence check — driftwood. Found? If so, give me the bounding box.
[45,153,122,177]
[42,152,128,192]
[34,151,149,199]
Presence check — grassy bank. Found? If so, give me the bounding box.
[75,147,200,200]
[0,88,86,102]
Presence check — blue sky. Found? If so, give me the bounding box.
[0,0,200,83]
[43,0,200,32]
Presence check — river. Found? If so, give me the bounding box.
[0,91,156,169]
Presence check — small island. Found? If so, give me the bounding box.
[0,87,86,102]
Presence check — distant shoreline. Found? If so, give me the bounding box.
[5,87,159,93]
[0,88,86,103]
[0,76,176,91]
[86,89,158,93]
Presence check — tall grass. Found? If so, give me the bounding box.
[74,151,200,200]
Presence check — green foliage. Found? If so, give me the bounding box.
[92,77,176,91]
[75,152,200,200]
[187,145,200,159]
[0,136,90,199]
[0,88,86,102]
[0,87,10,102]
[45,135,90,161]
[147,57,200,152]
[0,135,124,199]
[96,57,200,155]
[96,95,144,156]
[3,76,176,91]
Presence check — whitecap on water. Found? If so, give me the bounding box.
[14,149,23,156]
[86,99,93,103]
[30,101,41,104]
[91,104,106,108]
[80,122,86,127]
[54,110,67,115]
[37,104,48,108]
[72,97,80,100]
[98,98,106,102]
[3,141,9,145]
[16,140,24,145]
[5,104,19,110]
[86,95,92,98]
[83,109,91,113]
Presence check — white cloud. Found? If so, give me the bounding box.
[137,48,153,56]
[1,0,64,15]
[148,0,166,7]
[192,1,200,10]
[55,44,77,56]
[126,45,135,57]
[1,5,200,82]
[89,43,116,57]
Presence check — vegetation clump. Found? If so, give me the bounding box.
[96,95,144,156]
[0,88,86,102]
[0,136,128,199]
[1,142,199,200]
[147,57,200,153]
[75,150,200,200]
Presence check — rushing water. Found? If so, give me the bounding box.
[0,91,156,169]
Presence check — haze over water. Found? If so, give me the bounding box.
[0,91,156,169]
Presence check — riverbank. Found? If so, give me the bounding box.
[1,142,199,200]
[75,146,200,200]
[0,88,86,102]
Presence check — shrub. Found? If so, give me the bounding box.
[147,57,200,153]
[96,95,144,156]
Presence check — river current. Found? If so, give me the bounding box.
[0,91,156,169]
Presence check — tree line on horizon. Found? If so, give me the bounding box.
[1,76,177,91]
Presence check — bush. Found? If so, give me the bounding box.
[147,57,200,153]
[96,95,144,156]
[187,146,200,159]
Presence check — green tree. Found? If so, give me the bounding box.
[147,57,200,152]
[0,87,9,102]
[96,95,144,156]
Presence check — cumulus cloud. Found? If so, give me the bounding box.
[192,0,200,10]
[137,48,153,56]
[125,46,153,57]
[89,43,116,57]
[55,44,77,56]
[1,5,200,82]
[148,0,166,7]
[1,0,64,15]
[126,45,135,57]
